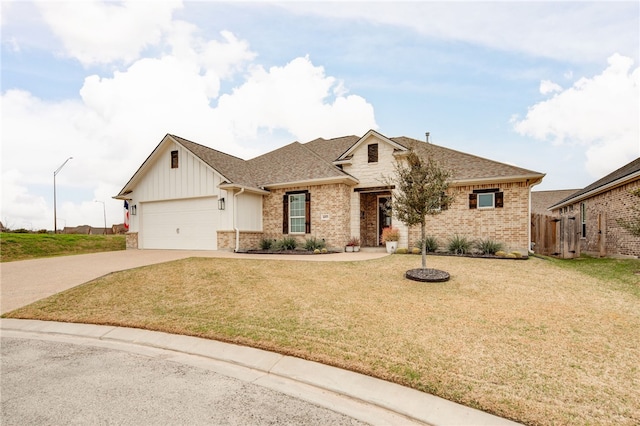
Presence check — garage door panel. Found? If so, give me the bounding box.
[141,198,217,250]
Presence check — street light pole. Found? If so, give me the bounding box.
[94,200,106,234]
[53,157,73,234]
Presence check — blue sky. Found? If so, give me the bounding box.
[1,1,639,231]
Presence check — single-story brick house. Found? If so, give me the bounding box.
[549,157,640,258]
[114,130,545,253]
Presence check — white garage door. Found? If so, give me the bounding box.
[141,197,218,250]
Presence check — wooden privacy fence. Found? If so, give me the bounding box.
[531,213,580,258]
[531,213,557,256]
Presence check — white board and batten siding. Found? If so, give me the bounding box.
[132,142,229,250]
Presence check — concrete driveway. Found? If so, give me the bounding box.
[0,249,387,314]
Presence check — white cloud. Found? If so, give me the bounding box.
[281,2,639,64]
[35,0,182,65]
[539,80,562,95]
[513,54,640,179]
[1,29,376,230]
[214,56,376,148]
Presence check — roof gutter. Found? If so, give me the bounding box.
[219,183,269,195]
[550,170,640,210]
[452,174,545,187]
[262,175,359,190]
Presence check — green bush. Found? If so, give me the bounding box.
[415,236,439,253]
[259,238,274,250]
[448,234,473,255]
[277,237,298,250]
[304,237,326,251]
[475,238,504,255]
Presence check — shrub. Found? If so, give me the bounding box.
[411,247,421,254]
[320,248,328,254]
[305,237,326,251]
[259,238,274,250]
[475,238,504,255]
[505,253,517,258]
[278,237,298,250]
[396,248,408,254]
[313,249,321,254]
[448,234,473,255]
[495,250,507,257]
[381,227,400,243]
[415,236,439,253]
[511,251,523,258]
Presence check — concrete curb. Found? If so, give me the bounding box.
[1,319,521,426]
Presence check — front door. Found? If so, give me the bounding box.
[378,196,392,246]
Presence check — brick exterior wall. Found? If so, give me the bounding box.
[262,183,352,249]
[407,182,532,254]
[555,180,640,258]
[217,230,264,251]
[125,232,138,249]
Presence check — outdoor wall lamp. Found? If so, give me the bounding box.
[218,197,225,210]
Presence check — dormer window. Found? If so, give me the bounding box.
[368,144,378,163]
[171,150,179,168]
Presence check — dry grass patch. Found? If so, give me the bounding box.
[5,255,639,425]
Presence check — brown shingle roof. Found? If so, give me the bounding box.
[304,135,360,162]
[393,137,544,182]
[170,135,256,186]
[531,189,580,215]
[247,141,352,187]
[136,132,544,193]
[550,157,640,209]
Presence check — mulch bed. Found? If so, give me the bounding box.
[405,268,451,282]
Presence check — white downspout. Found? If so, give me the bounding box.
[233,188,245,252]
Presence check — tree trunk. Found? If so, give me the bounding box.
[421,221,427,269]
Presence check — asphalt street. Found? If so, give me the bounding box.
[1,336,366,425]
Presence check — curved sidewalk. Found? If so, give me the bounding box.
[1,319,521,426]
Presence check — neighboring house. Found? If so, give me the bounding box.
[114,130,545,254]
[62,225,92,234]
[531,190,579,216]
[549,157,640,258]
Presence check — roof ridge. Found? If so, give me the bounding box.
[393,136,543,176]
[170,134,247,162]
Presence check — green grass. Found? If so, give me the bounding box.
[0,233,125,262]
[545,254,640,296]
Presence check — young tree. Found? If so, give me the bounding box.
[387,150,454,269]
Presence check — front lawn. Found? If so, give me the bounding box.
[3,255,639,425]
[0,233,125,262]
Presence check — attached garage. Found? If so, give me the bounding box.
[141,197,218,250]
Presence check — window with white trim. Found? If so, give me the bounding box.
[289,193,306,234]
[469,189,503,209]
[477,193,494,209]
[283,191,311,234]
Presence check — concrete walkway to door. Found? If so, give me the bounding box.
[0,249,388,314]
